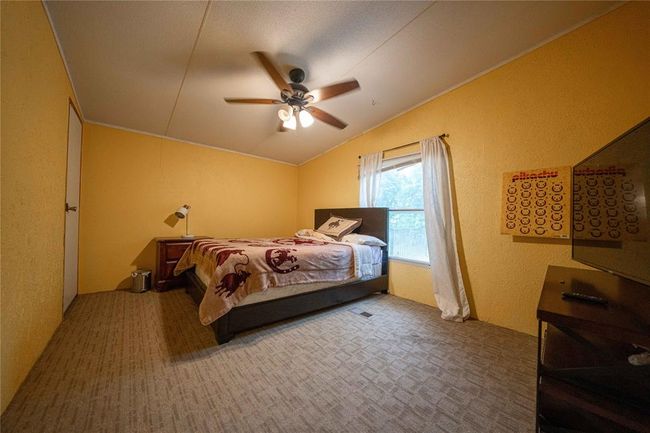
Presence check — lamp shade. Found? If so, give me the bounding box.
[283,116,297,130]
[299,110,314,128]
[278,108,293,122]
[175,204,190,218]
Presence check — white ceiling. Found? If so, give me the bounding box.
[45,1,619,165]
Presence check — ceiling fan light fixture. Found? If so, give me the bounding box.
[283,115,297,130]
[278,107,293,122]
[226,52,359,131]
[299,109,314,128]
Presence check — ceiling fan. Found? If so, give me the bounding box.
[224,52,360,131]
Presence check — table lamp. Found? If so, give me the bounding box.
[174,204,194,238]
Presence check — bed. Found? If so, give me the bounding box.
[182,207,389,344]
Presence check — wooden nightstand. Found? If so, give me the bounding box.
[154,236,208,291]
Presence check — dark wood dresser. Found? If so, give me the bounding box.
[536,265,650,433]
[154,236,207,291]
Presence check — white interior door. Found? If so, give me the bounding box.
[63,103,82,313]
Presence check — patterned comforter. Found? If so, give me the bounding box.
[174,237,372,325]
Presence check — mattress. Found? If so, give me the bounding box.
[194,245,383,306]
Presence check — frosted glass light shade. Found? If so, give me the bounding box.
[299,110,314,127]
[283,116,297,130]
[278,108,293,122]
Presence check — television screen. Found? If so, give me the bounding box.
[572,117,650,286]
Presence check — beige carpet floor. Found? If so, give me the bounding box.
[2,289,537,433]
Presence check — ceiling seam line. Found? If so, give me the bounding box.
[341,1,438,78]
[164,0,212,136]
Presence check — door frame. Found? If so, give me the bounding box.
[63,98,83,314]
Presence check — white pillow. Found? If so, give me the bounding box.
[341,233,387,247]
[295,229,335,242]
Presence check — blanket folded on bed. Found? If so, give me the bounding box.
[174,237,365,325]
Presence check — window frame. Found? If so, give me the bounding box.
[378,154,429,265]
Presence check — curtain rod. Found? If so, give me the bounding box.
[357,133,448,159]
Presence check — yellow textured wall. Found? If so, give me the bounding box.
[1,2,79,412]
[297,3,650,335]
[79,124,298,293]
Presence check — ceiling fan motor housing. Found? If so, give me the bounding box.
[289,68,305,83]
[285,68,310,106]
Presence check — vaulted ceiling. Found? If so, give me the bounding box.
[45,1,619,164]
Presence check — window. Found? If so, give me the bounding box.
[375,154,429,263]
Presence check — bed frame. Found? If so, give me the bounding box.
[185,207,389,344]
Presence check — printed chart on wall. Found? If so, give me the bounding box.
[573,164,647,241]
[501,167,571,238]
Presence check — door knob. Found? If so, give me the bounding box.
[65,203,78,212]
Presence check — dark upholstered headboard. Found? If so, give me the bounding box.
[314,207,389,275]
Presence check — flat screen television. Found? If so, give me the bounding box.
[572,117,650,286]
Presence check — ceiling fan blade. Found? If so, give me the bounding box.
[224,98,282,104]
[252,51,291,92]
[309,107,348,129]
[308,79,360,103]
[277,121,287,132]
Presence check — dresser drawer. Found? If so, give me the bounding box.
[165,242,193,260]
[160,261,180,280]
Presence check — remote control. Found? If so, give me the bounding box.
[561,291,608,305]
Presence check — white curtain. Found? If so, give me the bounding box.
[421,136,470,322]
[359,151,383,207]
